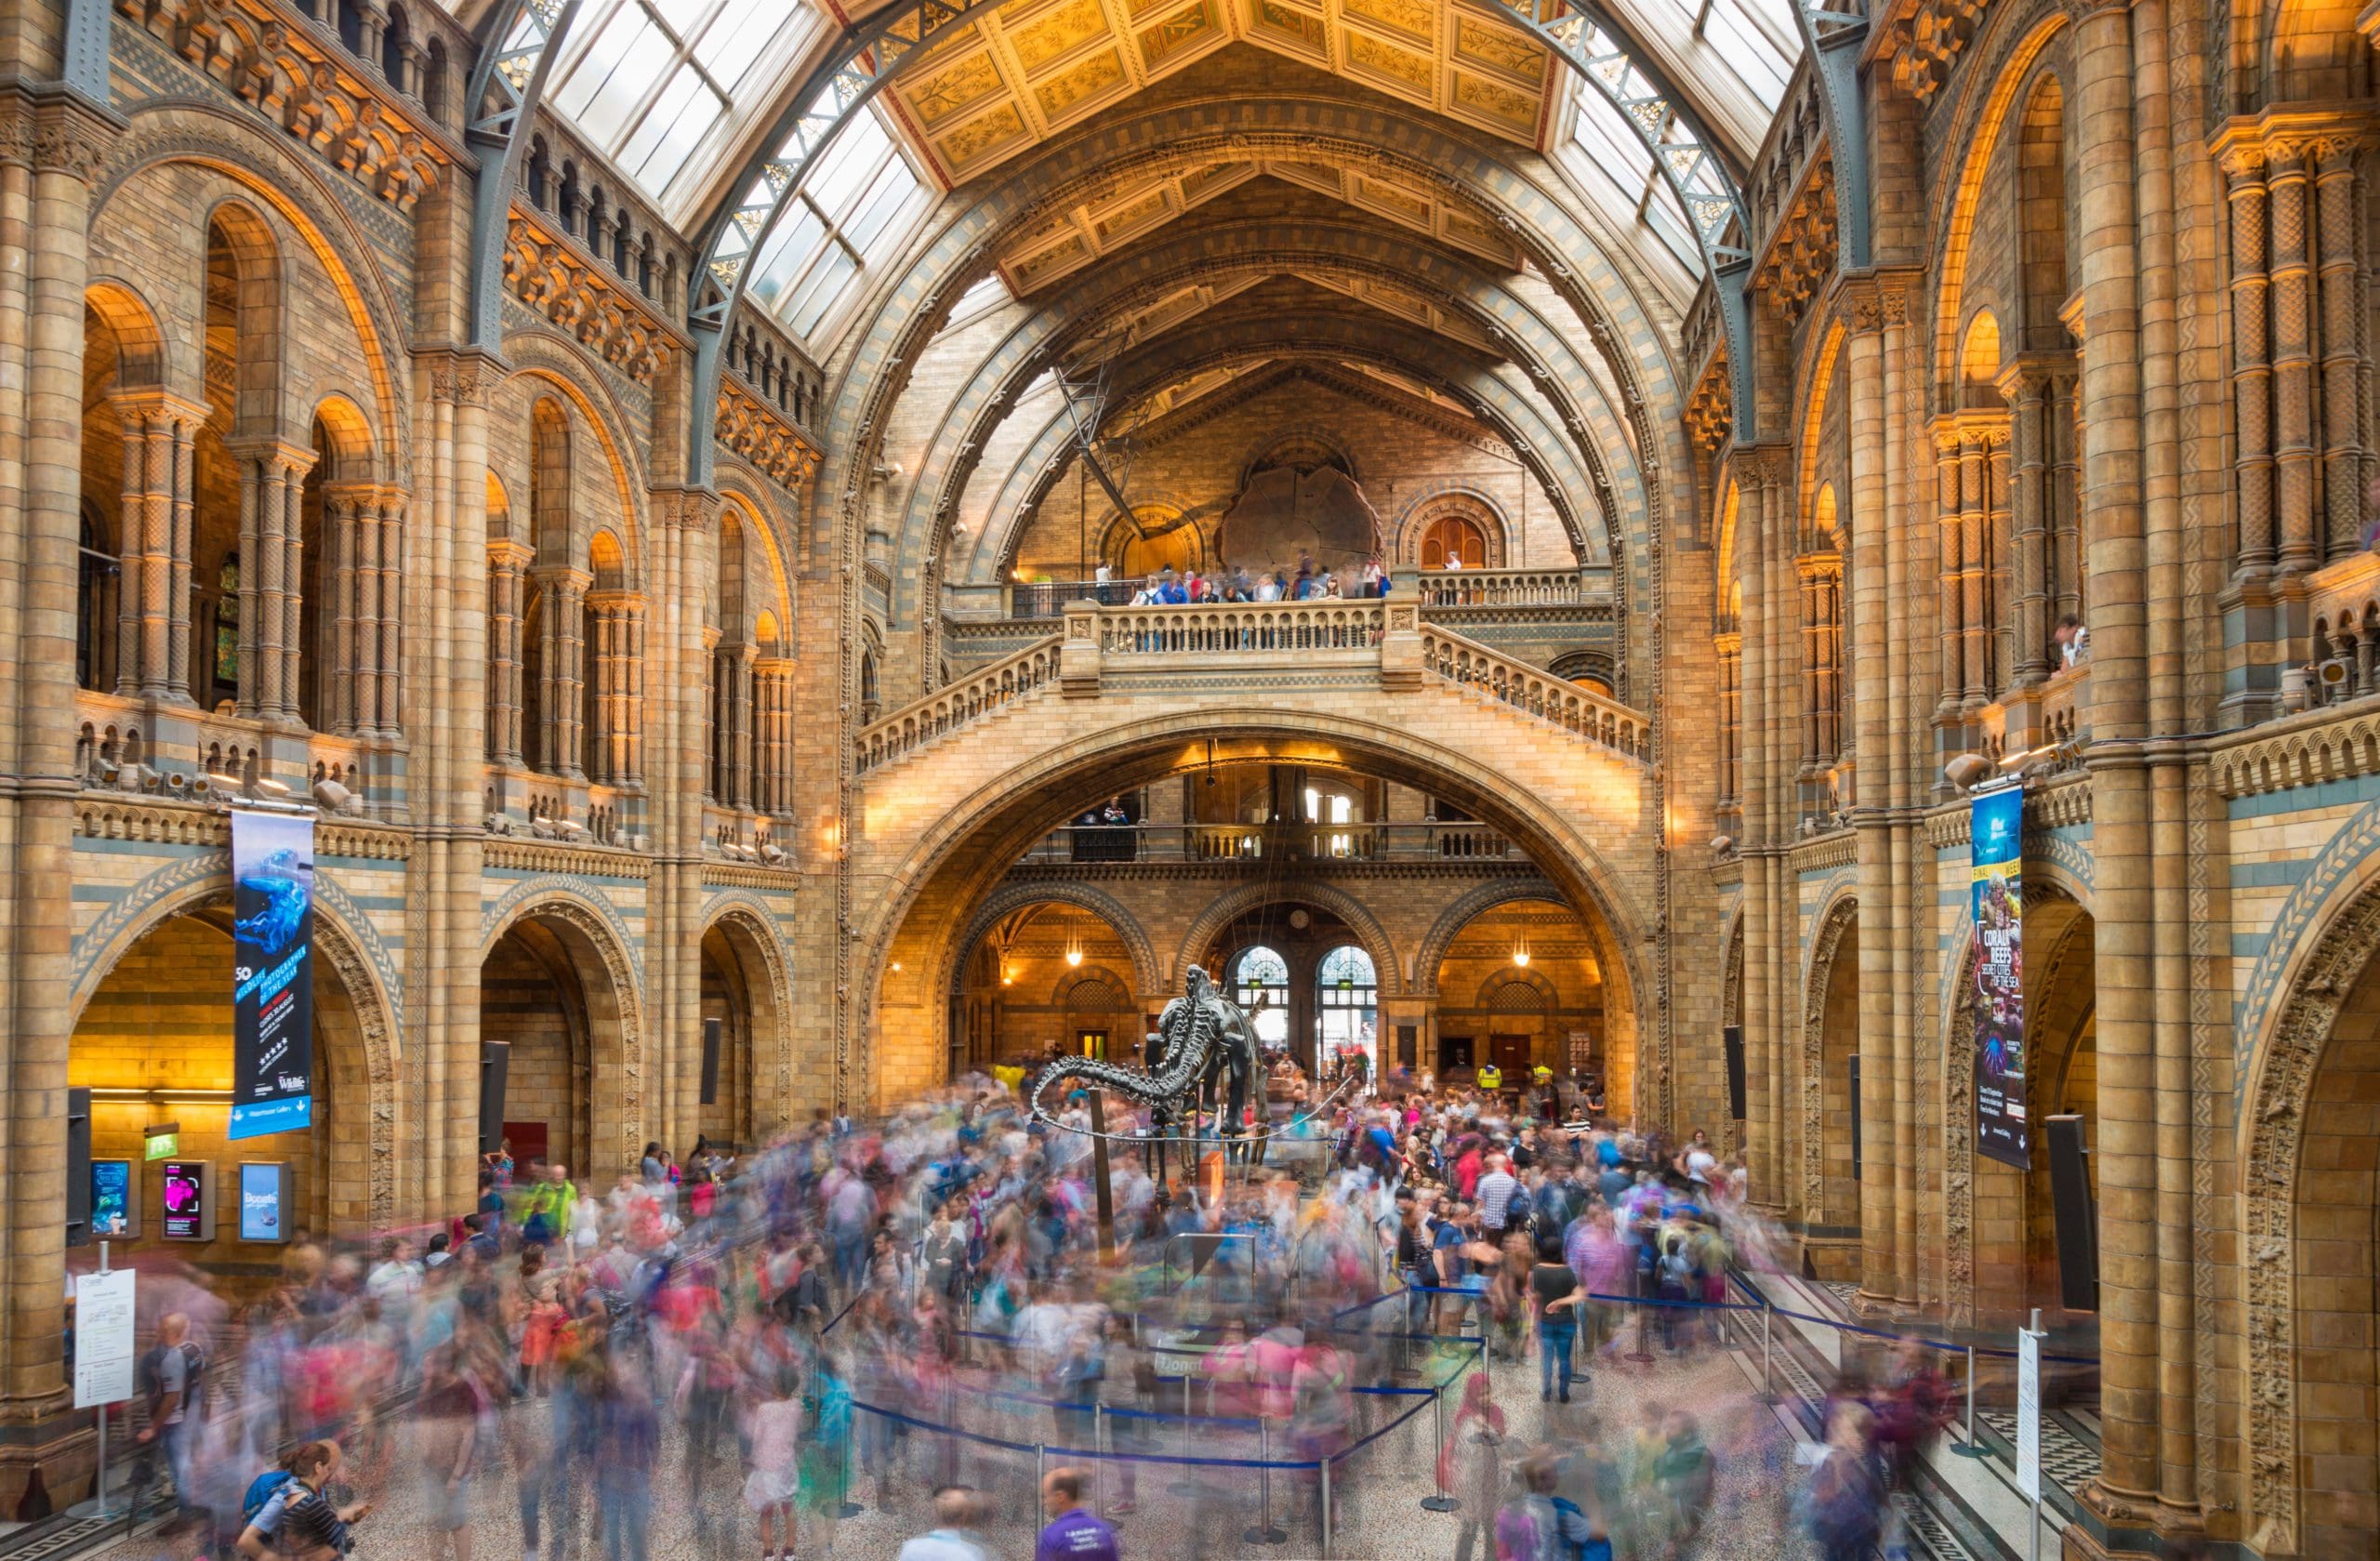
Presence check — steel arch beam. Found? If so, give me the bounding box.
[1793,0,1871,270]
[682,0,1008,485]
[1477,0,1764,440]
[682,0,1789,476]
[464,0,582,351]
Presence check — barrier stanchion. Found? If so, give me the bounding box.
[1246,1418,1289,1543]
[942,1378,959,1485]
[1320,1453,1335,1558]
[1627,1284,1656,1365]
[1951,1344,1989,1458]
[1420,1370,1460,1513]
[837,1408,862,1518]
[1093,1404,1105,1515]
[1756,1300,1780,1405]
[1168,1382,1197,1496]
[1036,1442,1048,1509]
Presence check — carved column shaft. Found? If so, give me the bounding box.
[232,442,312,722]
[2268,152,2317,572]
[1987,436,2013,702]
[756,658,793,815]
[485,542,530,764]
[2007,372,2052,684]
[1935,434,1964,717]
[2227,152,2275,572]
[531,566,588,776]
[2314,141,2366,555]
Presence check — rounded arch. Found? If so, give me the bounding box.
[1175,881,1404,1000]
[97,110,416,480]
[947,880,1162,1002]
[310,392,377,483]
[1928,12,2072,400]
[698,896,795,1143]
[720,484,797,640]
[1243,426,1360,486]
[1412,879,1579,995]
[2238,869,2380,1557]
[588,528,627,590]
[1800,892,1859,1224]
[1476,965,1556,1010]
[1396,488,1510,569]
[83,280,166,390]
[1961,311,2004,403]
[480,888,647,1178]
[67,866,402,1231]
[1057,966,1134,1011]
[501,337,654,579]
[202,196,284,436]
[859,709,1655,1117]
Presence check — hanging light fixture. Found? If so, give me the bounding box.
[1512,934,1531,969]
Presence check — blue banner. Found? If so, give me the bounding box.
[1970,787,2028,1170]
[231,811,314,1140]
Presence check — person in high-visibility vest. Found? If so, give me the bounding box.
[1476,1061,1502,1091]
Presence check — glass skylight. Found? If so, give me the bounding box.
[742,105,931,343]
[543,0,823,220]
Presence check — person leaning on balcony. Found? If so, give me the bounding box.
[2054,614,2089,668]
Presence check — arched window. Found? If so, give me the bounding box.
[1302,780,1365,857]
[381,4,409,87]
[1231,946,1290,1048]
[212,553,241,708]
[1421,512,1488,569]
[859,648,880,724]
[336,0,364,54]
[424,37,449,121]
[78,510,117,694]
[1316,946,1379,1071]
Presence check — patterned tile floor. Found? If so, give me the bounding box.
[1977,1408,2103,1498]
[85,1337,1831,1561]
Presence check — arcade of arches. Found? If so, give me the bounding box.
[6,0,2380,1553]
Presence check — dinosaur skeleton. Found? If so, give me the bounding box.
[1029,965,1268,1187]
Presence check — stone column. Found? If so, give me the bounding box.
[320,482,379,736]
[1933,428,1964,721]
[366,493,403,738]
[621,599,646,787]
[531,566,588,777]
[2224,146,2275,575]
[2268,142,2317,574]
[756,655,793,814]
[1986,430,2013,702]
[2070,0,2158,1515]
[2312,135,2366,556]
[1731,447,1776,1207]
[582,593,616,785]
[0,83,119,1480]
[1799,552,1842,778]
[108,390,205,704]
[484,540,530,764]
[699,628,721,801]
[727,645,755,811]
[231,439,314,725]
[2003,364,2053,686]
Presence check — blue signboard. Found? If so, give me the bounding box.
[231,811,314,1139]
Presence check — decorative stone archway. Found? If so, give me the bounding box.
[1800,893,1858,1225]
[481,891,646,1181]
[2240,874,2380,1558]
[69,866,402,1230]
[699,896,797,1143]
[1174,880,1404,999]
[945,880,1163,1009]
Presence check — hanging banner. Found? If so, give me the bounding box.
[1970,786,2029,1170]
[230,810,315,1140]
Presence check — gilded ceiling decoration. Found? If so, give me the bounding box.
[997,154,1524,292]
[889,0,1558,185]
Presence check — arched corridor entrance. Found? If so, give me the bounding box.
[479,907,638,1184]
[698,915,787,1152]
[1804,906,1860,1277]
[949,898,1150,1072]
[69,900,387,1267]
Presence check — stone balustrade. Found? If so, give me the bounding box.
[860,603,1650,774]
[1016,819,1522,865]
[855,639,1064,774]
[1415,567,1593,606]
[1416,628,1651,758]
[1091,601,1387,655]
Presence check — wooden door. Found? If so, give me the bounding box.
[1489,1035,1532,1074]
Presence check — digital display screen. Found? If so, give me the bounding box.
[160,1161,206,1241]
[89,1160,133,1237]
[238,1163,286,1243]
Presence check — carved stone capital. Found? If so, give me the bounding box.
[0,83,125,182]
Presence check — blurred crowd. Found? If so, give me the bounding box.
[83,1062,1959,1561]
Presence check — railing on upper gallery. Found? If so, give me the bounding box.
[1015,820,1521,865]
[859,602,1652,774]
[1095,601,1386,655]
[1416,627,1650,759]
[853,637,1064,775]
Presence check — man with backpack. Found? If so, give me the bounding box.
[137,1312,205,1526]
[522,1161,576,1248]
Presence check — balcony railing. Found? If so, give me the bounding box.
[1097,602,1386,655]
[1414,568,1593,606]
[1016,820,1520,865]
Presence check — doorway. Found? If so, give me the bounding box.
[1076,1030,1109,1060]
[1489,1034,1532,1074]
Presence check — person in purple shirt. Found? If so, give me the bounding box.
[1036,1467,1119,1561]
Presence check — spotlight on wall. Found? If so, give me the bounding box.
[1065,948,1083,967]
[1512,947,1530,969]
[1943,751,1993,793]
